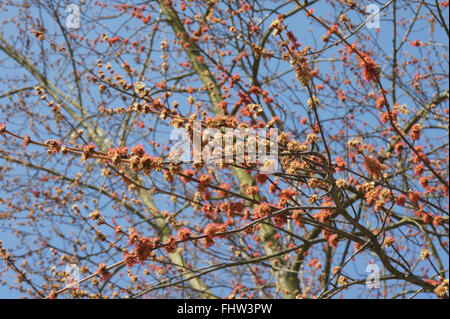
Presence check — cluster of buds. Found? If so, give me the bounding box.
[376,95,387,110]
[130,154,164,174]
[281,158,307,175]
[96,263,112,281]
[382,236,395,247]
[308,194,319,204]
[82,144,96,160]
[45,139,61,154]
[135,236,159,262]
[23,135,31,147]
[345,0,356,8]
[347,137,363,151]
[270,17,285,36]
[420,248,431,260]
[131,102,152,114]
[335,179,348,189]
[295,62,312,87]
[247,103,263,117]
[164,235,177,253]
[31,28,45,41]
[410,124,422,141]
[321,24,339,42]
[363,156,386,180]
[265,116,280,128]
[170,117,186,129]
[307,96,320,109]
[89,209,105,225]
[0,241,11,264]
[254,203,274,219]
[205,115,237,129]
[278,188,297,208]
[291,209,304,227]
[177,228,192,241]
[108,147,129,165]
[306,133,319,144]
[434,278,449,298]
[203,223,227,248]
[357,52,380,82]
[134,81,149,98]
[34,86,46,100]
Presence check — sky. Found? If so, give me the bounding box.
[0,0,448,298]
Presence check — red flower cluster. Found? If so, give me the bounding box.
[216,183,230,197]
[164,235,177,253]
[357,53,380,82]
[410,124,422,141]
[203,223,226,247]
[131,144,145,157]
[254,203,275,219]
[409,40,422,47]
[198,174,212,193]
[408,190,421,204]
[82,143,96,160]
[396,194,406,206]
[108,146,128,165]
[96,263,112,281]
[177,228,192,241]
[363,156,385,179]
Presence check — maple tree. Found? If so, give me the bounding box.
[0,0,448,299]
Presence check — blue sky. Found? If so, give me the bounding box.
[0,0,448,298]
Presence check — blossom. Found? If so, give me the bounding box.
[394,142,404,154]
[136,236,159,261]
[23,135,30,147]
[357,53,380,82]
[82,143,96,160]
[46,139,61,154]
[291,210,304,227]
[96,263,112,281]
[204,223,223,238]
[123,252,138,267]
[336,179,348,189]
[433,215,444,226]
[434,279,449,298]
[376,96,387,110]
[363,156,385,179]
[245,185,259,197]
[409,40,422,47]
[255,203,274,219]
[164,235,177,253]
[382,236,395,247]
[203,223,226,247]
[131,144,145,157]
[255,173,268,185]
[273,214,287,227]
[420,248,431,260]
[396,194,406,206]
[408,190,421,204]
[328,234,339,248]
[410,124,422,140]
[178,228,192,241]
[270,19,282,36]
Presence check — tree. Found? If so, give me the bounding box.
[0,0,448,299]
